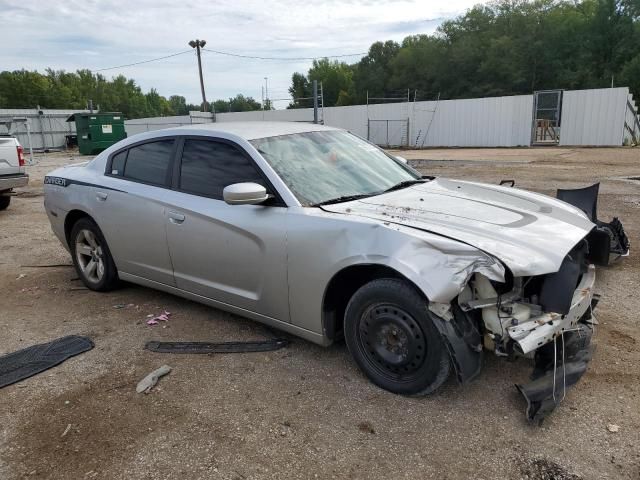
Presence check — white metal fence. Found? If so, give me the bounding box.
[624,93,639,145]
[127,87,636,147]
[10,87,631,150]
[125,111,215,136]
[559,88,631,146]
[0,108,87,150]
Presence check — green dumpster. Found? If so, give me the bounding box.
[66,112,127,155]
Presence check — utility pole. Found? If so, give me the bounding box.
[189,39,208,112]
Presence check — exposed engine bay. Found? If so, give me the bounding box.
[430,181,630,424]
[459,239,599,424]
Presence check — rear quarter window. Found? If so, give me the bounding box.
[118,140,174,186]
[110,150,127,175]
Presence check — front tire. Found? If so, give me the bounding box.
[344,278,450,395]
[70,217,119,291]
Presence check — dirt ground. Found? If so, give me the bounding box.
[0,146,638,480]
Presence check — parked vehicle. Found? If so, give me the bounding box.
[0,135,28,210]
[44,122,611,422]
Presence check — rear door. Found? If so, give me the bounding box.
[164,137,290,322]
[94,139,177,286]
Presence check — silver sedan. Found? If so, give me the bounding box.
[44,122,602,418]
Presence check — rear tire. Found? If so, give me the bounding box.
[0,195,11,211]
[344,278,450,395]
[70,217,119,291]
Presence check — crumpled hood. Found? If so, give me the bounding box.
[321,178,595,276]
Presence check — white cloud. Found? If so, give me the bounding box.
[1,0,479,106]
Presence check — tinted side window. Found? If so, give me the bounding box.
[179,140,265,199]
[123,140,174,186]
[110,150,127,176]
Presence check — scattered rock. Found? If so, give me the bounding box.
[357,421,375,434]
[136,365,172,394]
[519,457,582,480]
[607,424,620,433]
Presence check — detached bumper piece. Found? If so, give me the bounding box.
[516,323,594,425]
[145,338,289,354]
[557,183,630,264]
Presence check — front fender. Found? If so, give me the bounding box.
[286,208,505,337]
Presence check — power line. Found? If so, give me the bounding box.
[88,47,367,74]
[92,50,193,72]
[202,48,366,61]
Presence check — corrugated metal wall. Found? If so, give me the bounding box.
[120,87,635,147]
[559,87,629,146]
[2,88,632,150]
[409,95,533,147]
[214,94,534,147]
[623,93,639,145]
[125,111,214,135]
[216,108,315,123]
[0,108,88,150]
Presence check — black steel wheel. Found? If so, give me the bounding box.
[345,278,450,395]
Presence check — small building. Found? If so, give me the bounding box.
[66,112,126,155]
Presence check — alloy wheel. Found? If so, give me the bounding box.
[75,229,105,284]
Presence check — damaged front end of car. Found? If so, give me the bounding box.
[431,239,602,425]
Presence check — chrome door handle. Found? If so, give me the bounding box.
[96,191,108,201]
[168,211,185,224]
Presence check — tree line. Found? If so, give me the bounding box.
[0,68,263,118]
[289,0,640,108]
[1,0,637,117]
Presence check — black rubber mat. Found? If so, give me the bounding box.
[145,338,289,354]
[0,335,94,388]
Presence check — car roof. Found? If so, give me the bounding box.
[172,121,341,140]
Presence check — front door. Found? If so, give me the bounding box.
[164,137,290,322]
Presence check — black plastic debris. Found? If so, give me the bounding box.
[145,338,289,354]
[516,324,594,424]
[557,183,630,264]
[0,335,94,388]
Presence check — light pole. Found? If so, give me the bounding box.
[189,39,208,112]
[264,76,269,110]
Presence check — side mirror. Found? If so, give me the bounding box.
[223,182,269,205]
[395,155,408,164]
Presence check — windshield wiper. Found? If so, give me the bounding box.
[312,193,374,207]
[383,179,426,193]
[313,180,426,207]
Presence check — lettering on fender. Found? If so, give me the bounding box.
[44,176,67,187]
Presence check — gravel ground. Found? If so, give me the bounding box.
[0,147,638,480]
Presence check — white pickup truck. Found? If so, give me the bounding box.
[0,135,29,210]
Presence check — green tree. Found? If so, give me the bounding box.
[288,72,310,108]
[307,58,354,106]
[213,94,262,113]
[352,40,400,103]
[169,95,189,115]
[288,60,355,108]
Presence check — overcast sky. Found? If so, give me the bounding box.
[3,0,480,106]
